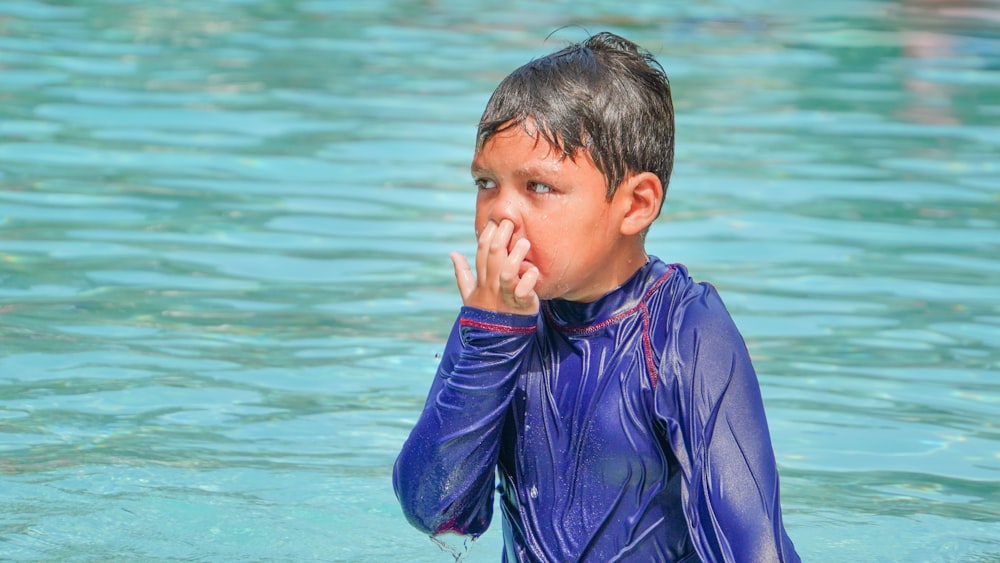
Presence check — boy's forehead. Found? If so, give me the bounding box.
[472,124,583,171]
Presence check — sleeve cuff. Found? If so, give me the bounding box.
[458,306,538,335]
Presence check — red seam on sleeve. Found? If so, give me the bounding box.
[640,302,658,389]
[459,318,536,334]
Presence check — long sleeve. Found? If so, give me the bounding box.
[393,306,536,537]
[656,284,799,562]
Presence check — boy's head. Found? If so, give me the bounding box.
[466,33,674,304]
[476,32,675,216]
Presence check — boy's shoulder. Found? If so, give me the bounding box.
[644,259,743,344]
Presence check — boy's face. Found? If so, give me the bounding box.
[470,122,635,303]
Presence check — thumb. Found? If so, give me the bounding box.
[449,252,475,301]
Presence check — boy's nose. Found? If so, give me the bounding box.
[488,189,520,226]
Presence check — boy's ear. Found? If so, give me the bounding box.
[616,172,663,236]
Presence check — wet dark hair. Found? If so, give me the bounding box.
[477,32,675,215]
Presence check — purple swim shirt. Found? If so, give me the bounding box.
[395,257,799,562]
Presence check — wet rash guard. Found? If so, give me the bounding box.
[394,257,799,562]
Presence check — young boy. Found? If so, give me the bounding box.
[394,32,799,562]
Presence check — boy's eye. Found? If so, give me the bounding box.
[474,178,497,190]
[528,182,553,194]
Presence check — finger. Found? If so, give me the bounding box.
[475,221,497,284]
[493,219,514,254]
[494,231,531,294]
[498,237,529,290]
[488,219,515,281]
[450,252,475,301]
[507,237,530,265]
[514,266,540,309]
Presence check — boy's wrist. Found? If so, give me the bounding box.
[459,306,537,334]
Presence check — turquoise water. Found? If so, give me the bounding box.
[1,1,998,560]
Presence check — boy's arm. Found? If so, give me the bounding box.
[657,285,799,562]
[395,218,538,535]
[393,307,535,536]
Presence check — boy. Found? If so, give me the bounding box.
[394,32,799,562]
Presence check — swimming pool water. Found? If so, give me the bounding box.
[1,1,998,561]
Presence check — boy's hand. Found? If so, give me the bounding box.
[450,219,540,315]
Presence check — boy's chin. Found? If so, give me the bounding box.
[532,282,563,302]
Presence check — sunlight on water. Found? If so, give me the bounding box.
[1,0,998,560]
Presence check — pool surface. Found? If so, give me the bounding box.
[1,1,998,561]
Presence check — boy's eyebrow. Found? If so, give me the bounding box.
[470,164,559,178]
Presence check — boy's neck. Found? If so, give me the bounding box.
[567,246,650,304]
